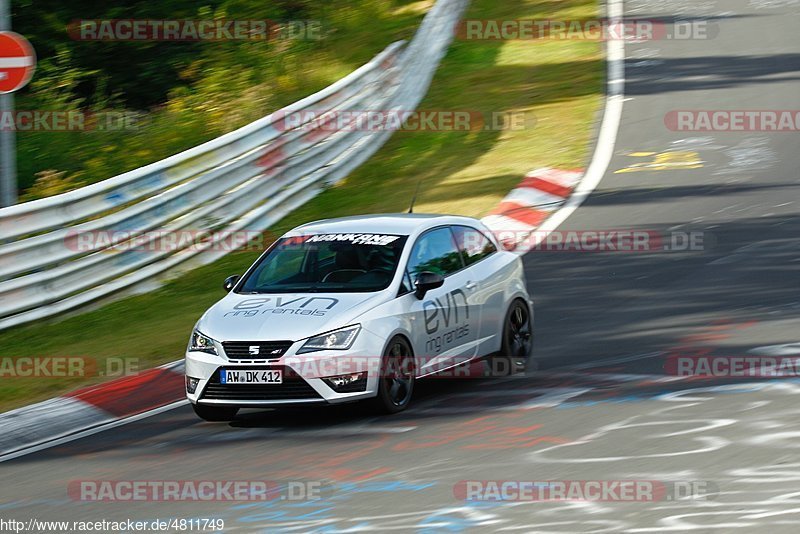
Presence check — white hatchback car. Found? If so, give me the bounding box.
[185,214,533,420]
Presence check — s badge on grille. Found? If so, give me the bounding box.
[249,345,260,355]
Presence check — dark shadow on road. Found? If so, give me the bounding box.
[579,182,799,206]
[624,54,800,95]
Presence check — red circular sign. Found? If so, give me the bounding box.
[0,31,36,94]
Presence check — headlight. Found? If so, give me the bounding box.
[189,330,218,355]
[297,325,361,354]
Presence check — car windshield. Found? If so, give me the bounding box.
[238,233,408,294]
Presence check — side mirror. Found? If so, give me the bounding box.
[414,271,444,300]
[223,274,240,292]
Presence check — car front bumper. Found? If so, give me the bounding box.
[185,336,385,407]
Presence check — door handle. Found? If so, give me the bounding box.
[465,281,477,291]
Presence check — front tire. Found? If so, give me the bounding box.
[371,336,415,414]
[192,403,239,422]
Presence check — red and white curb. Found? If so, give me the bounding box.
[481,167,584,252]
[0,361,185,461]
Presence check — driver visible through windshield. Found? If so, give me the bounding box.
[238,233,408,294]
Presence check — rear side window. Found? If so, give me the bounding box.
[406,227,464,279]
[452,225,497,266]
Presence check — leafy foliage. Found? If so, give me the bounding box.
[10,0,426,196]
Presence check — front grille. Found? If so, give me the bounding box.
[222,340,293,360]
[200,366,323,401]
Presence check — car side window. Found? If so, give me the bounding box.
[406,227,464,280]
[452,225,497,266]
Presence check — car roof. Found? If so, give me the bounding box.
[290,213,485,236]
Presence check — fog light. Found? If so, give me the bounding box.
[186,377,199,394]
[323,372,368,393]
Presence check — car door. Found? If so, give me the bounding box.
[451,225,502,358]
[404,226,480,374]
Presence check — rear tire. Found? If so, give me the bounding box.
[491,299,533,376]
[371,336,415,414]
[192,403,239,422]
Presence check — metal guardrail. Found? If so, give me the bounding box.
[0,0,468,331]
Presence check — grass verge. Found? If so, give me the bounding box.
[0,0,602,412]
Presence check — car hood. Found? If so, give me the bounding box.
[196,291,389,343]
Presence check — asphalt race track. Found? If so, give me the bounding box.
[3,0,800,531]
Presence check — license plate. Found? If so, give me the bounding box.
[221,369,283,385]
